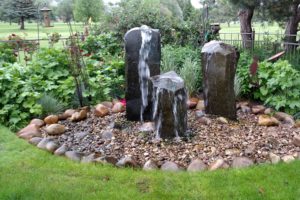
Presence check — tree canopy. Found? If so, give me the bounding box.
[74,0,104,23]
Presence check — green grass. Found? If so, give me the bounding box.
[0,125,300,200]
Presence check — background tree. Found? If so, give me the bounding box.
[262,0,300,50]
[229,0,260,48]
[4,0,37,30]
[210,0,237,26]
[56,0,74,22]
[74,0,104,23]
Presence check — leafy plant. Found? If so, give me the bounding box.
[254,60,300,114]
[0,63,42,130]
[0,43,17,64]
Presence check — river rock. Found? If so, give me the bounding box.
[252,105,266,114]
[225,148,240,156]
[281,155,295,163]
[94,156,118,165]
[161,161,180,172]
[44,115,59,125]
[29,137,43,146]
[294,120,300,128]
[139,122,155,132]
[241,105,251,113]
[125,25,160,121]
[37,138,50,150]
[45,124,65,135]
[196,100,205,110]
[65,151,82,162]
[274,112,295,125]
[112,102,125,113]
[187,97,199,109]
[95,104,109,117]
[201,41,238,120]
[264,108,274,115]
[143,159,158,171]
[198,117,212,125]
[269,153,281,164]
[70,110,87,122]
[187,159,207,172]
[46,141,59,153]
[81,153,96,163]
[18,124,41,140]
[151,71,188,138]
[30,119,45,127]
[232,157,254,168]
[116,156,137,168]
[209,159,229,171]
[258,115,279,126]
[65,109,76,117]
[54,144,68,156]
[217,117,229,124]
[293,135,300,147]
[101,101,113,109]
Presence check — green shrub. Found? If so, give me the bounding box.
[179,57,200,96]
[235,51,253,97]
[0,43,17,64]
[254,60,300,114]
[37,94,65,117]
[0,63,42,130]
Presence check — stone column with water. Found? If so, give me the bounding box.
[151,71,187,139]
[124,25,161,121]
[201,41,238,120]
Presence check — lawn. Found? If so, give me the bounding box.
[0,125,300,200]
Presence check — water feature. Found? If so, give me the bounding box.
[151,71,187,139]
[124,25,160,121]
[201,40,238,120]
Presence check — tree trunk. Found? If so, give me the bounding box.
[20,17,25,30]
[238,7,254,49]
[284,3,300,51]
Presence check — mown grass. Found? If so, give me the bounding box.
[0,125,300,200]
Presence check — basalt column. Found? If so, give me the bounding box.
[151,71,187,139]
[201,40,239,120]
[125,25,161,121]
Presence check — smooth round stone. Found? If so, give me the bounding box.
[65,151,82,162]
[81,153,96,163]
[232,157,254,168]
[161,161,180,172]
[143,159,158,171]
[37,138,50,150]
[46,141,59,153]
[54,144,68,156]
[116,156,137,168]
[29,137,43,146]
[187,159,207,172]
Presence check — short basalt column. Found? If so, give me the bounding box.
[151,71,187,139]
[124,25,161,121]
[201,40,238,120]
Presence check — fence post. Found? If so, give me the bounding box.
[251,29,255,54]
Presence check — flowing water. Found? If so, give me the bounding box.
[138,25,153,122]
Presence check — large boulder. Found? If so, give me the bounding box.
[124,25,160,121]
[201,41,238,120]
[18,124,41,140]
[45,124,65,135]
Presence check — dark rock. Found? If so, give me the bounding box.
[125,25,160,121]
[151,71,187,138]
[241,105,251,113]
[274,112,295,125]
[201,41,238,120]
[187,159,207,172]
[232,157,254,168]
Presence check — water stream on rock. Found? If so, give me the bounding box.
[138,25,152,122]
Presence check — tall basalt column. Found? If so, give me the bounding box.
[151,71,187,139]
[124,25,161,121]
[201,41,238,120]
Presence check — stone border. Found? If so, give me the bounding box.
[17,99,300,172]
